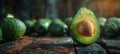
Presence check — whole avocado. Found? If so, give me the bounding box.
[0,28,2,41]
[0,14,26,41]
[64,17,72,35]
[64,17,72,26]
[48,18,68,36]
[98,17,107,36]
[98,17,107,28]
[104,17,120,38]
[24,19,36,29]
[33,18,51,35]
[24,19,36,34]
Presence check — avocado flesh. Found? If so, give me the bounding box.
[71,7,100,45]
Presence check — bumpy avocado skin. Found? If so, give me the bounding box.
[98,17,107,36]
[104,17,120,38]
[48,18,68,36]
[98,17,107,28]
[24,19,36,34]
[64,17,72,35]
[0,28,2,41]
[0,18,26,41]
[24,19,36,29]
[64,17,72,26]
[70,7,100,45]
[33,18,51,35]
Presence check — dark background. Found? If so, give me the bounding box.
[4,0,120,19]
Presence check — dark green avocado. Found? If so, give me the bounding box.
[98,17,107,36]
[98,17,107,28]
[48,18,68,36]
[70,7,100,45]
[24,19,36,34]
[0,28,2,41]
[64,17,72,35]
[0,16,26,41]
[33,18,51,35]
[24,19,36,29]
[104,17,120,38]
[64,17,72,26]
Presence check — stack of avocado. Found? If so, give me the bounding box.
[22,17,68,36]
[98,17,120,38]
[0,14,26,41]
[31,18,68,36]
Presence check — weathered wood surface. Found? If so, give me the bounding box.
[75,43,107,54]
[98,39,120,54]
[0,36,120,54]
[0,36,34,54]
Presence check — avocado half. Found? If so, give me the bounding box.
[70,7,100,45]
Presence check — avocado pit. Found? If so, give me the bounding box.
[77,20,94,36]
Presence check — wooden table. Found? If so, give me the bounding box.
[0,36,119,54]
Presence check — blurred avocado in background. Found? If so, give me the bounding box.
[64,17,72,35]
[24,19,36,35]
[48,18,68,36]
[98,17,107,36]
[33,18,51,35]
[104,17,120,38]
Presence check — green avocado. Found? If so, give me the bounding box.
[24,19,36,29]
[0,28,2,41]
[64,17,72,26]
[33,18,51,35]
[98,17,107,36]
[0,15,26,41]
[24,19,36,34]
[64,17,72,35]
[104,17,120,38]
[98,17,107,28]
[70,7,100,45]
[48,18,68,36]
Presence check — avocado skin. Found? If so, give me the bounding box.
[98,17,107,36]
[0,28,2,41]
[0,18,26,41]
[98,17,107,28]
[104,17,120,38]
[48,18,68,36]
[33,18,51,35]
[24,19,36,34]
[64,17,72,26]
[64,17,72,35]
